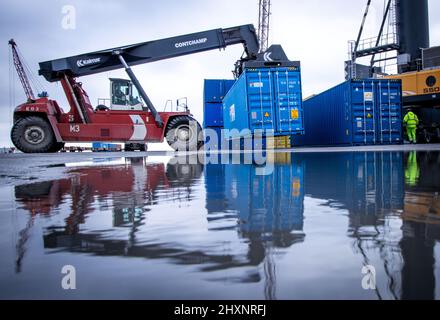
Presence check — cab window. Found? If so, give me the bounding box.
[112,81,130,106]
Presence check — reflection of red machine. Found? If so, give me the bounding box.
[15,160,175,219]
[14,158,203,272]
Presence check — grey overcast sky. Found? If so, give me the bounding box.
[1,0,439,148]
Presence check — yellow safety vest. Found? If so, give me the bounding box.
[404,112,419,128]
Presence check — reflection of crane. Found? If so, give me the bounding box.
[15,217,34,273]
[258,0,271,53]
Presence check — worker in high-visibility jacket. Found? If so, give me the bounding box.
[403,109,419,144]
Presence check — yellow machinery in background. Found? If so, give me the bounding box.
[383,68,440,143]
[384,68,440,104]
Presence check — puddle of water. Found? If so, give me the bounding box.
[0,151,439,299]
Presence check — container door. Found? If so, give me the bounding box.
[203,102,223,127]
[351,81,377,145]
[375,80,403,144]
[204,80,224,103]
[246,69,276,132]
[272,68,304,134]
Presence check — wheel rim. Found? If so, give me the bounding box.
[24,126,45,144]
[176,125,192,142]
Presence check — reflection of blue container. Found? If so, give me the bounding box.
[204,163,228,214]
[220,160,305,234]
[292,79,403,147]
[222,67,304,139]
[298,152,404,222]
[241,164,304,233]
[203,79,235,128]
[351,152,404,215]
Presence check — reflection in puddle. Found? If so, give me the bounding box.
[3,151,440,299]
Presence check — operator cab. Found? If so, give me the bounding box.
[97,78,144,111]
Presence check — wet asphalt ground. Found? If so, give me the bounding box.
[1,144,439,186]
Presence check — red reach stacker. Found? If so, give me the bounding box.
[8,25,261,153]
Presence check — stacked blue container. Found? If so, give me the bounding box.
[222,67,305,140]
[203,79,235,149]
[292,79,403,147]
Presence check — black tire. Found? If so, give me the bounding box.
[124,144,133,152]
[49,142,65,153]
[166,162,203,186]
[139,144,147,152]
[96,105,109,111]
[11,116,56,153]
[165,116,203,151]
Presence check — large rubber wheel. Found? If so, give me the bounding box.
[11,116,56,153]
[139,144,147,152]
[124,143,134,152]
[165,116,203,151]
[95,105,109,111]
[49,142,65,153]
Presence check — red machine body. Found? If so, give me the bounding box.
[9,25,262,152]
[12,75,194,148]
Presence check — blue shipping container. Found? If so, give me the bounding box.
[292,79,403,147]
[203,79,235,128]
[222,67,304,139]
[92,142,119,151]
[203,127,231,150]
[204,102,224,127]
[92,142,105,150]
[204,79,236,103]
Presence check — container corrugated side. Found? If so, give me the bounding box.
[292,81,352,147]
[223,67,304,140]
[292,79,403,147]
